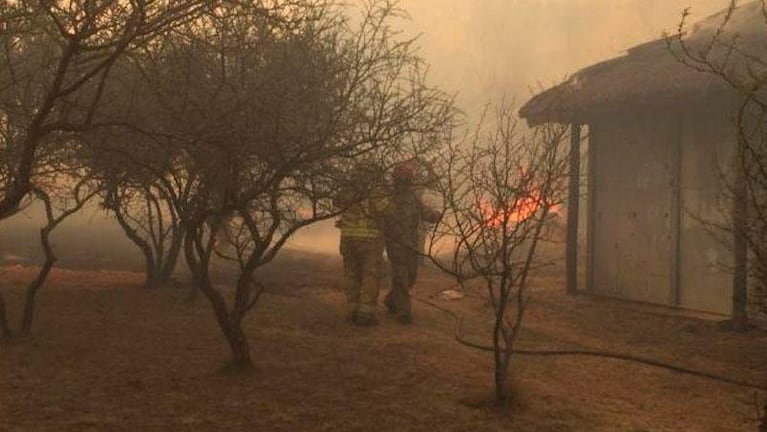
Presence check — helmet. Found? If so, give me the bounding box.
[393,159,417,181]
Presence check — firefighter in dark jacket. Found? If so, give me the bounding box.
[382,160,440,324]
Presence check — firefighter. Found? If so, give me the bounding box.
[336,164,386,326]
[382,160,440,324]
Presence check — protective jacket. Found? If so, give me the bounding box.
[383,186,439,253]
[338,201,382,239]
[382,183,440,322]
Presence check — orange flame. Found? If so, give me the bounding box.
[479,192,560,228]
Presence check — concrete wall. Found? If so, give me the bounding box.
[589,111,675,305]
[678,107,734,315]
[588,105,735,315]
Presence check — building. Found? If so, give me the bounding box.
[519,1,765,316]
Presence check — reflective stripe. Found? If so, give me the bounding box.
[341,227,380,238]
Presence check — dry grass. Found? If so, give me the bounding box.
[1,254,765,431]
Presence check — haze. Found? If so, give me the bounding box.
[3,1,767,430]
[289,0,727,253]
[1,0,730,257]
[399,0,724,113]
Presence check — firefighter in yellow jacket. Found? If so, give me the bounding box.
[336,165,386,326]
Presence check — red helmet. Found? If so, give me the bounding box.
[393,159,417,181]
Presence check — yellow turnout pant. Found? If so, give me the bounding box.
[340,236,384,317]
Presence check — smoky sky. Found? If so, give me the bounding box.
[289,0,730,253]
[3,1,733,257]
[398,0,727,116]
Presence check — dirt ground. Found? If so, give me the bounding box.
[1,252,766,431]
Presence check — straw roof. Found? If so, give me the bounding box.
[519,1,767,126]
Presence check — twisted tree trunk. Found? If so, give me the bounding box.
[19,225,56,334]
[183,226,253,369]
[196,265,253,369]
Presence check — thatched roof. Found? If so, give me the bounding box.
[519,1,767,126]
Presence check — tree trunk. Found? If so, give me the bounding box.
[222,317,253,370]
[20,258,55,334]
[144,269,162,289]
[144,240,183,289]
[0,290,12,339]
[492,317,509,403]
[159,226,184,284]
[112,201,159,289]
[0,138,38,220]
[144,255,174,289]
[183,235,200,301]
[144,257,160,289]
[206,290,253,370]
[187,236,254,370]
[493,351,510,404]
[147,225,184,289]
[19,224,57,335]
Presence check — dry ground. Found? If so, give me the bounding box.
[1,252,766,431]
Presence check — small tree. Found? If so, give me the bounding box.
[426,102,568,403]
[104,180,184,288]
[81,126,186,289]
[0,156,98,338]
[0,0,223,221]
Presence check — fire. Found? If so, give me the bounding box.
[479,192,560,228]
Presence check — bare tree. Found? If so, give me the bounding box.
[0,0,221,221]
[425,102,568,404]
[105,180,184,288]
[0,157,98,338]
[666,0,767,324]
[666,0,767,426]
[81,125,186,289]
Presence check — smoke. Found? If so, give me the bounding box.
[0,1,731,259]
[399,0,727,116]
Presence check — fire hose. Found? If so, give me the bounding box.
[413,295,767,392]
